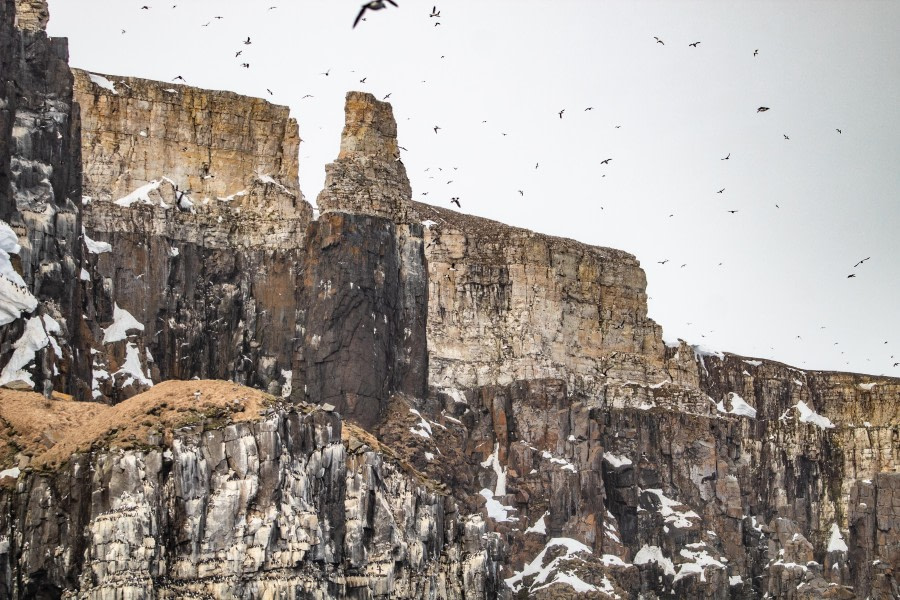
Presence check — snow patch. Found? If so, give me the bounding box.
[505,538,595,593]
[481,442,507,494]
[479,488,516,522]
[714,392,757,418]
[280,369,292,398]
[827,523,848,552]
[633,544,676,577]
[0,221,38,325]
[114,179,163,207]
[856,382,877,391]
[102,304,144,343]
[604,452,633,468]
[743,359,762,367]
[0,314,61,388]
[114,342,153,388]
[83,229,111,254]
[794,400,835,430]
[525,511,548,535]
[0,467,20,480]
[643,489,700,529]
[409,408,433,439]
[421,219,438,229]
[88,73,117,94]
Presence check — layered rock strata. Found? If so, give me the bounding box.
[0,0,89,397]
[0,382,503,598]
[72,69,312,400]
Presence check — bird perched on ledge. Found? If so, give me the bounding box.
[354,0,398,28]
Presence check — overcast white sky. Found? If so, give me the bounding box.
[49,0,900,376]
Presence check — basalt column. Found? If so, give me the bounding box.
[292,92,427,429]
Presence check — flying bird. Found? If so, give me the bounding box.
[558,109,565,119]
[383,93,392,99]
[241,63,250,68]
[847,274,856,278]
[600,158,612,164]
[657,259,669,265]
[266,88,273,95]
[450,197,461,207]
[754,49,759,56]
[433,125,441,134]
[244,36,251,44]
[836,128,842,134]
[721,153,730,160]
[757,106,770,113]
[727,210,739,214]
[353,0,398,28]
[172,75,185,81]
[430,6,440,17]
[717,188,725,194]
[235,50,242,57]
[784,134,789,140]
[360,77,367,83]
[320,69,330,76]
[654,36,664,45]
[141,5,150,9]
[535,163,539,169]
[584,107,593,111]
[518,190,524,196]
[689,41,700,47]
[853,257,870,267]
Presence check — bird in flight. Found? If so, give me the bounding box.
[518,190,524,196]
[354,0,398,28]
[721,153,730,160]
[359,77,367,83]
[853,257,871,267]
[600,158,612,164]
[320,69,330,76]
[727,210,739,214]
[654,36,664,45]
[450,197,461,207]
[244,36,251,45]
[430,6,440,17]
[784,134,790,140]
[172,75,185,82]
[754,49,759,56]
[847,274,856,278]
[383,93,391,99]
[689,41,700,47]
[717,188,725,194]
[657,259,668,265]
[241,63,250,68]
[141,5,150,9]
[535,163,539,169]
[757,106,770,113]
[301,94,313,99]
[235,50,242,57]
[836,128,842,134]
[558,109,565,119]
[433,126,441,134]
[266,89,273,95]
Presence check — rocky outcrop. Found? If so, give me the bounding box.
[0,0,88,397]
[0,382,503,598]
[71,69,313,401]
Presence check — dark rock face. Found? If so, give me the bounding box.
[292,212,427,429]
[0,0,89,397]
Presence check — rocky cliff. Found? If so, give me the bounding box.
[0,1,897,596]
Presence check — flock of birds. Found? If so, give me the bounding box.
[119,2,894,374]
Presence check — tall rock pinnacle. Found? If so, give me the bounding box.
[316,91,412,220]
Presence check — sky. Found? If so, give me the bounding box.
[47,0,900,376]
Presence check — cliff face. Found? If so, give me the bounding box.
[72,68,312,401]
[0,0,88,397]
[0,4,897,595]
[0,382,503,599]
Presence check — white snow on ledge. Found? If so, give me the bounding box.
[102,304,145,344]
[524,511,548,535]
[642,489,700,529]
[479,488,516,522]
[83,227,112,254]
[0,221,38,325]
[88,73,117,94]
[634,544,676,577]
[0,314,61,389]
[828,523,848,552]
[856,382,877,391]
[505,538,596,593]
[714,392,757,418]
[114,342,153,388]
[603,452,633,468]
[794,400,835,430]
[114,179,164,207]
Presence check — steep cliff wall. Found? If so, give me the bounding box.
[0,382,503,598]
[0,0,88,398]
[72,69,312,401]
